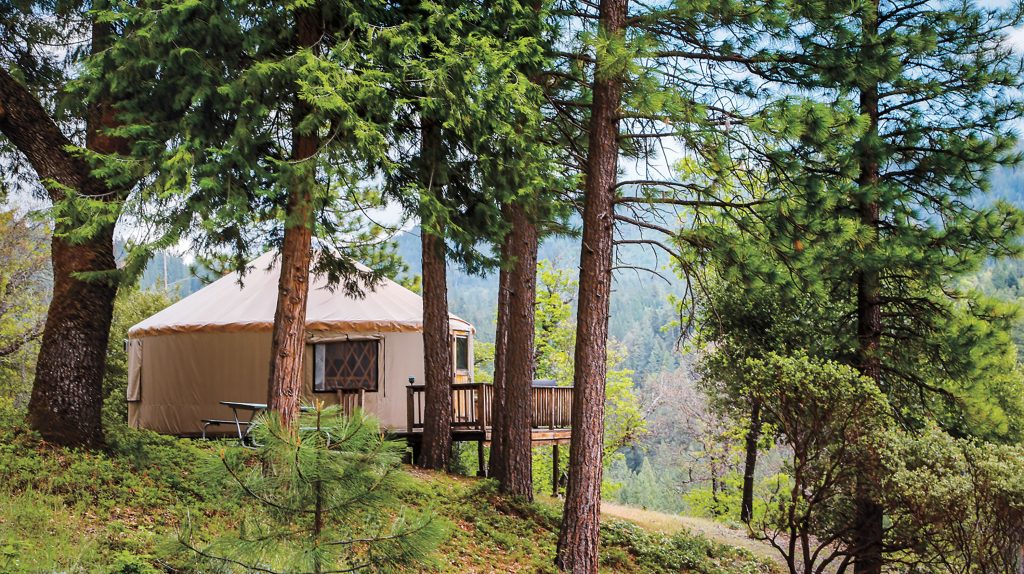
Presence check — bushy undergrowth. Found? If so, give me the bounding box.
[0,404,231,573]
[0,404,774,574]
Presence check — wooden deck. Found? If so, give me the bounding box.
[401,382,573,445]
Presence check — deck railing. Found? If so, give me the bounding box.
[406,382,573,433]
[336,388,365,416]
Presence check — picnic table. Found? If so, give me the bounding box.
[201,401,312,445]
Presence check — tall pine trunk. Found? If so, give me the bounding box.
[267,5,321,427]
[555,0,627,569]
[493,202,538,498]
[16,15,127,447]
[418,117,454,470]
[852,2,885,571]
[740,397,761,524]
[489,228,513,478]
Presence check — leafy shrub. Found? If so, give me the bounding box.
[600,520,773,574]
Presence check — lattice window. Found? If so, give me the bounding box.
[313,340,379,392]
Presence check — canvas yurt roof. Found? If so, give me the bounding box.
[128,252,472,337]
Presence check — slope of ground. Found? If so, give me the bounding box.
[597,500,780,565]
[0,409,775,574]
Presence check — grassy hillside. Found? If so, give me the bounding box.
[0,407,774,574]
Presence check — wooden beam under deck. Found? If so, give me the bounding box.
[393,427,572,446]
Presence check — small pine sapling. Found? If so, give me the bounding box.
[178,405,445,573]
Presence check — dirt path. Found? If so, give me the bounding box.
[597,500,783,565]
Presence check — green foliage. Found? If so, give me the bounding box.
[178,407,445,573]
[682,472,743,523]
[84,0,406,288]
[742,352,889,572]
[0,209,49,405]
[102,289,173,429]
[882,425,1024,574]
[472,340,495,384]
[377,0,567,275]
[105,551,160,574]
[599,520,773,574]
[608,457,687,515]
[604,342,646,459]
[397,273,422,295]
[533,260,576,384]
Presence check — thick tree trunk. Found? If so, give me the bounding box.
[493,202,538,498]
[419,226,453,469]
[418,117,454,470]
[489,229,513,479]
[0,17,126,447]
[266,5,321,427]
[740,397,761,524]
[555,0,627,570]
[28,230,118,447]
[852,2,885,570]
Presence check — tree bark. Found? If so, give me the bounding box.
[555,0,627,570]
[418,117,454,470]
[489,227,513,479]
[493,202,538,499]
[266,5,321,427]
[740,397,761,524]
[28,228,117,447]
[0,17,126,447]
[852,2,885,571]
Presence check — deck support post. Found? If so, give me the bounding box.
[552,443,560,497]
[477,440,487,477]
[409,438,422,466]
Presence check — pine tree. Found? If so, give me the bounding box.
[264,2,324,426]
[82,0,409,427]
[684,2,1024,568]
[376,0,560,471]
[484,0,568,499]
[179,407,445,573]
[749,4,1023,570]
[546,0,812,566]
[554,1,627,568]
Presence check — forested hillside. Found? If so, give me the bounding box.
[392,228,684,381]
[5,0,1024,570]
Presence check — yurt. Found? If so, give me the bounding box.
[126,252,474,436]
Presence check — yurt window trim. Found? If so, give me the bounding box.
[312,335,384,394]
[454,332,470,373]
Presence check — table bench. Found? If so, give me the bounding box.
[201,418,251,440]
[203,401,313,446]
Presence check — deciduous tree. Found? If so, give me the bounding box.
[0,2,130,446]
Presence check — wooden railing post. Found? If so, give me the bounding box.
[406,385,415,433]
[474,383,484,432]
[550,388,556,430]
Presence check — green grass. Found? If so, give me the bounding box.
[0,407,775,574]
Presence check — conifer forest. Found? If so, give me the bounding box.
[2,1,1024,573]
